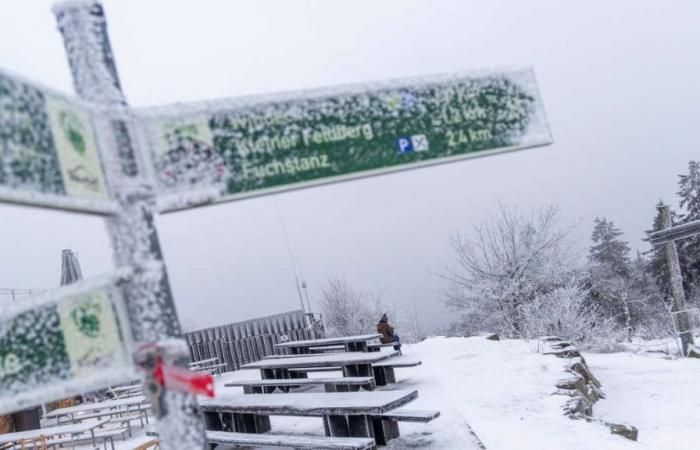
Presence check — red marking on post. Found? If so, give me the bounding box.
[153,360,215,397]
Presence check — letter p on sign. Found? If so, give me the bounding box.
[396,137,413,154]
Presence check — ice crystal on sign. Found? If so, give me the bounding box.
[0,72,64,195]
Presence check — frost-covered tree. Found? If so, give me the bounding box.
[320,277,381,337]
[629,251,671,338]
[644,200,672,295]
[442,204,578,337]
[677,160,700,290]
[319,277,424,342]
[588,218,631,279]
[644,199,695,296]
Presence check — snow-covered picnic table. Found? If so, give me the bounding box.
[274,334,382,354]
[242,350,399,386]
[43,395,149,424]
[109,384,142,394]
[0,419,109,448]
[199,390,418,445]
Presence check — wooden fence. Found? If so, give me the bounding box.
[184,310,323,372]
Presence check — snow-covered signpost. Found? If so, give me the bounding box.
[0,69,116,215]
[1,0,554,446]
[648,206,700,357]
[0,274,135,415]
[52,1,207,448]
[137,68,552,212]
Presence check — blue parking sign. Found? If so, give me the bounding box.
[396,137,413,154]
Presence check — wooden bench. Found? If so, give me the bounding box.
[380,409,440,422]
[131,438,159,450]
[206,430,376,449]
[288,367,342,375]
[371,357,421,385]
[367,343,394,352]
[225,377,375,394]
[108,411,147,437]
[18,429,128,450]
[308,345,346,353]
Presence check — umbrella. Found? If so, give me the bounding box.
[60,249,83,286]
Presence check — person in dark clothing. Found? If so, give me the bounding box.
[377,313,401,353]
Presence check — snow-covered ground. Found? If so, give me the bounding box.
[214,337,698,449]
[588,352,700,450]
[65,336,699,449]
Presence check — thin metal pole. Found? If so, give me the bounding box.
[52,1,206,447]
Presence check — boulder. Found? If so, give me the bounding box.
[609,423,639,441]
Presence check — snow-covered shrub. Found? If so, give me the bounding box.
[519,283,623,352]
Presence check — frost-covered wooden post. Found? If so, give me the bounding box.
[52,1,208,447]
[657,205,696,356]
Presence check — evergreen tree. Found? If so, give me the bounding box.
[589,217,631,278]
[644,200,694,295]
[676,160,700,290]
[644,200,671,295]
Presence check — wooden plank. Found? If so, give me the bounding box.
[199,390,418,417]
[224,377,375,388]
[242,351,398,370]
[379,410,440,422]
[206,431,376,450]
[372,357,421,368]
[274,334,381,350]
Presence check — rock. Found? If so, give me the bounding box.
[687,345,700,358]
[549,341,573,349]
[567,359,602,388]
[609,423,639,441]
[556,375,587,392]
[484,333,500,341]
[563,396,593,417]
[543,346,582,359]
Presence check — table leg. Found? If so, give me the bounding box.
[348,415,373,438]
[323,415,350,437]
[203,411,223,431]
[231,413,271,433]
[371,417,400,446]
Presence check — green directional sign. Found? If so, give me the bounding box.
[0,276,135,414]
[0,68,115,214]
[138,67,552,212]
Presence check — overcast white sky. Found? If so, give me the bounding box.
[1,0,698,331]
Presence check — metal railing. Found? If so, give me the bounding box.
[183,310,324,372]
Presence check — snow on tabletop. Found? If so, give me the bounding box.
[273,333,381,348]
[0,419,109,444]
[43,395,147,418]
[199,389,417,415]
[242,350,397,369]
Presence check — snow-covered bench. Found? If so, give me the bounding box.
[206,431,376,449]
[225,376,376,393]
[16,428,129,450]
[371,356,422,385]
[367,343,395,352]
[108,411,148,437]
